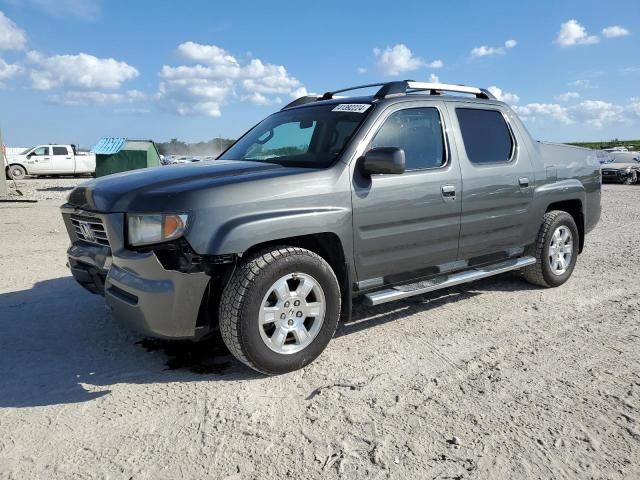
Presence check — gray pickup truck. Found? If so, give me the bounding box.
[61,81,601,374]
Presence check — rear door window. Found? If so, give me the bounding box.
[52,146,69,155]
[456,108,514,164]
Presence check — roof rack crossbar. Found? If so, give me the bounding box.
[320,82,394,100]
[282,81,496,110]
[405,81,495,100]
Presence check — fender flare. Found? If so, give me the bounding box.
[194,207,351,256]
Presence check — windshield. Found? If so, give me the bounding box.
[219,104,371,168]
[20,146,36,155]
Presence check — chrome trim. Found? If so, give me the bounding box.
[363,256,536,306]
[406,82,482,96]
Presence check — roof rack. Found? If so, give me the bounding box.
[281,80,495,110]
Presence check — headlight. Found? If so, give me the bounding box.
[626,167,632,173]
[127,213,189,246]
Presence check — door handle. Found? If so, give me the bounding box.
[65,157,72,160]
[441,184,456,199]
[519,177,530,188]
[43,157,51,160]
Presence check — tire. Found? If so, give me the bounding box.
[523,210,579,288]
[219,246,341,375]
[7,165,26,180]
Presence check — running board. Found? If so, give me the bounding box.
[363,256,536,306]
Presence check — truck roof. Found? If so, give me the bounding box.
[281,80,505,112]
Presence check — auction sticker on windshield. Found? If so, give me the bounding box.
[332,104,371,113]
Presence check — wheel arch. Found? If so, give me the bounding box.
[199,232,352,336]
[241,232,352,323]
[6,163,28,177]
[545,199,584,253]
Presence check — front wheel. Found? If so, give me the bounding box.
[523,210,579,288]
[219,246,341,375]
[7,165,26,180]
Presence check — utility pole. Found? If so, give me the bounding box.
[0,128,8,196]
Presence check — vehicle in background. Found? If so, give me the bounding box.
[601,152,640,184]
[5,144,95,180]
[603,147,629,153]
[162,155,214,165]
[596,150,614,164]
[61,80,602,375]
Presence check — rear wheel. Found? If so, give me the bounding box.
[523,210,579,288]
[7,165,26,180]
[219,246,341,375]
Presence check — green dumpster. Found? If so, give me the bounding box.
[92,137,161,177]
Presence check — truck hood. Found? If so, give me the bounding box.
[67,160,312,212]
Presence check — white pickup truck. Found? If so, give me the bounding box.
[5,144,96,179]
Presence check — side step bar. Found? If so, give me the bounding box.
[363,256,536,306]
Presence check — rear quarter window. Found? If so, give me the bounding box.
[456,108,514,164]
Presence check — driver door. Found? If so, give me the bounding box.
[351,103,463,286]
[26,146,51,174]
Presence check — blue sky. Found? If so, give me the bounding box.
[0,0,638,148]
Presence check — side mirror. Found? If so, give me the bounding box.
[360,147,405,175]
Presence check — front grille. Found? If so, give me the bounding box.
[602,170,619,176]
[70,213,110,247]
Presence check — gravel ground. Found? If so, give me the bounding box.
[0,179,639,479]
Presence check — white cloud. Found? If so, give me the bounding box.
[514,99,633,128]
[570,100,625,128]
[157,77,232,117]
[240,92,277,106]
[602,25,630,38]
[555,91,580,102]
[157,42,305,117]
[568,79,597,89]
[0,11,27,50]
[177,41,240,76]
[555,19,599,47]
[471,46,501,57]
[27,51,139,91]
[470,39,517,58]
[373,44,441,75]
[487,86,519,104]
[49,89,145,105]
[357,67,367,74]
[0,57,22,81]
[241,59,303,95]
[513,103,574,124]
[428,73,440,83]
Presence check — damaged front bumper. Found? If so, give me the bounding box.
[61,205,211,339]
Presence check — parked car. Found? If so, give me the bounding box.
[604,147,629,153]
[601,153,640,184]
[61,81,601,374]
[596,150,614,164]
[6,144,95,179]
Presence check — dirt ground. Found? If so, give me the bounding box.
[1,178,639,479]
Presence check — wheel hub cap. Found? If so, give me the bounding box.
[548,226,573,275]
[258,272,326,354]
